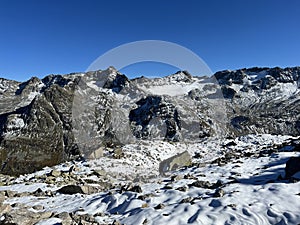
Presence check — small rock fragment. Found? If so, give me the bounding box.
[154,203,165,210]
[213,188,225,197]
[50,170,61,177]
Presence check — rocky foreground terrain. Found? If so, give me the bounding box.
[0,134,299,224]
[0,66,299,224]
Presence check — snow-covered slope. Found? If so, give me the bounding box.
[0,66,300,224]
[0,134,299,225]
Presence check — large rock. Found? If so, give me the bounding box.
[57,185,99,195]
[159,151,192,175]
[285,157,300,179]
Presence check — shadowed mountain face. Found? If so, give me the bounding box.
[0,66,299,175]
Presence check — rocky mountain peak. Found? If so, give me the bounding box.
[165,70,193,83]
[215,66,300,87]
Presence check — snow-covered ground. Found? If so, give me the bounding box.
[0,134,300,225]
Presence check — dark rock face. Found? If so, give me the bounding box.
[215,70,247,85]
[221,86,236,99]
[285,157,300,179]
[0,76,79,175]
[129,96,181,141]
[103,73,130,93]
[231,116,250,130]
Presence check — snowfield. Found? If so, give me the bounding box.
[0,134,300,225]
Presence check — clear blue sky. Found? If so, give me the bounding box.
[0,0,300,81]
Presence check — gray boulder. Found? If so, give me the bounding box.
[159,151,192,175]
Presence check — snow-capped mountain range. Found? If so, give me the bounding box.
[0,66,299,175]
[0,66,300,225]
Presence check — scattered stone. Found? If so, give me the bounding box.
[82,178,98,184]
[213,188,225,197]
[75,213,95,223]
[180,197,193,204]
[93,212,105,217]
[10,203,25,208]
[56,184,100,195]
[224,152,236,160]
[81,185,100,195]
[50,170,61,177]
[91,169,106,177]
[189,179,223,189]
[170,175,183,181]
[33,188,45,197]
[113,148,124,159]
[183,174,197,180]
[68,165,75,173]
[14,192,30,197]
[0,204,12,214]
[88,147,104,159]
[4,190,16,198]
[176,186,188,192]
[38,211,53,220]
[45,177,55,184]
[137,193,153,200]
[44,190,54,197]
[36,174,47,180]
[189,180,212,189]
[128,185,142,193]
[141,203,148,208]
[163,185,173,190]
[0,192,5,204]
[213,180,224,189]
[154,203,165,210]
[112,220,122,225]
[227,204,237,209]
[0,213,16,225]
[223,141,237,148]
[193,152,202,159]
[32,205,44,211]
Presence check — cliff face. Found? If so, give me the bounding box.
[0,66,299,175]
[0,75,79,175]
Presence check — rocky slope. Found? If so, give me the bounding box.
[0,134,299,225]
[0,66,299,175]
[217,67,300,136]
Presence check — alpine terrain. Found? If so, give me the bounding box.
[0,66,299,225]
